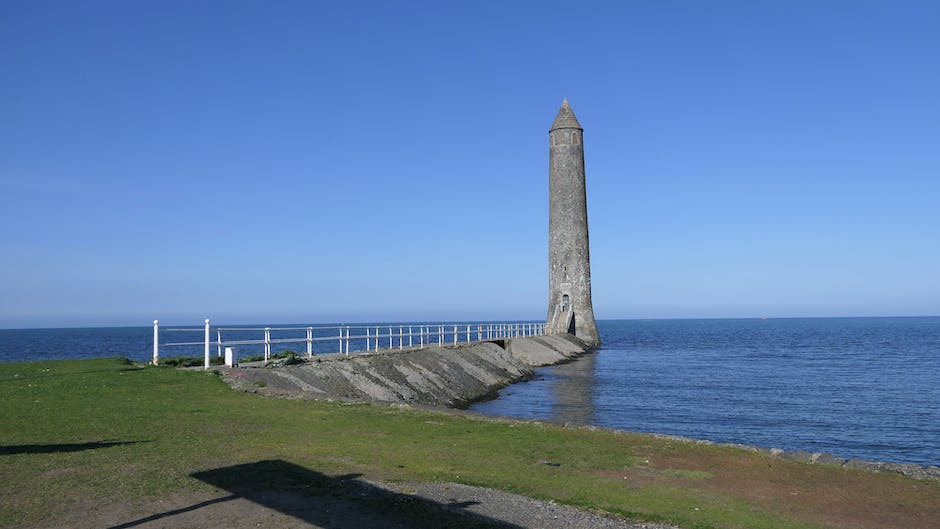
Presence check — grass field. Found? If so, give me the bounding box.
[1,357,937,529]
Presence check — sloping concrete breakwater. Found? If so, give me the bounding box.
[221,334,592,408]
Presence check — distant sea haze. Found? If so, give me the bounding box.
[2,317,938,467]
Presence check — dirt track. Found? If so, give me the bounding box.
[50,470,675,529]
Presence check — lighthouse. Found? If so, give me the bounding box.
[546,99,600,346]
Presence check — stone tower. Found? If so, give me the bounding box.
[546,99,600,346]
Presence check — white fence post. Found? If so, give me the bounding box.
[409,326,413,347]
[307,327,313,357]
[399,326,403,350]
[216,329,222,357]
[204,319,211,370]
[152,320,159,365]
[345,326,350,356]
[264,327,271,363]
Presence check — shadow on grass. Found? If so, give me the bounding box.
[0,440,148,455]
[108,459,522,529]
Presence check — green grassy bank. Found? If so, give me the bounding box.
[1,358,937,529]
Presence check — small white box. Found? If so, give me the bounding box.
[224,347,238,367]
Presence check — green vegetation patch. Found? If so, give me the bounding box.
[159,355,225,367]
[239,349,303,363]
[1,357,937,529]
[664,469,714,480]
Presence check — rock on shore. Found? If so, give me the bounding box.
[221,334,593,408]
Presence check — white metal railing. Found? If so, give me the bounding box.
[152,319,546,369]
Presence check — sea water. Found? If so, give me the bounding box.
[1,317,937,466]
[470,317,940,467]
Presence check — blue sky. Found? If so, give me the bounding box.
[1,1,938,328]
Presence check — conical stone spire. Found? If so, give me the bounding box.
[550,98,583,130]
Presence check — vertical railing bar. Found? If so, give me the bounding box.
[265,327,271,363]
[204,318,210,370]
[152,320,159,366]
[307,327,313,357]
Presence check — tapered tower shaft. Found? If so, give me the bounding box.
[546,99,600,346]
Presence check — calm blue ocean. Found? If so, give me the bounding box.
[1,317,937,466]
[471,317,940,467]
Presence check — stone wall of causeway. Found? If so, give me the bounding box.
[220,334,593,408]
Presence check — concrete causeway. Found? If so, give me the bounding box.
[220,334,594,408]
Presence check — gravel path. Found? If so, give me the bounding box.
[54,475,678,529]
[380,480,678,529]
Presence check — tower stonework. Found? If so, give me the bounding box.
[546,99,600,347]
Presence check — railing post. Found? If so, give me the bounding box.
[453,325,458,345]
[409,326,413,347]
[264,327,271,362]
[388,326,393,349]
[366,327,371,352]
[466,325,470,343]
[307,327,313,357]
[345,326,350,356]
[399,325,403,350]
[338,327,343,354]
[216,329,222,357]
[204,319,211,370]
[152,320,159,365]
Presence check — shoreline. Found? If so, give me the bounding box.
[377,400,940,483]
[7,346,938,478]
[209,332,940,481]
[3,355,938,529]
